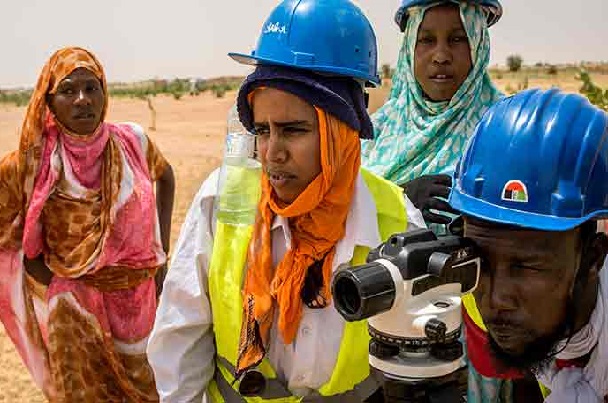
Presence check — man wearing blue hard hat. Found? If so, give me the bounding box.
[147,0,425,401]
[450,88,608,402]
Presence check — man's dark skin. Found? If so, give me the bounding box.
[25,68,174,297]
[465,217,607,401]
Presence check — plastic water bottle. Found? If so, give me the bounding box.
[216,105,262,226]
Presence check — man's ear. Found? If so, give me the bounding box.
[575,231,608,296]
[570,231,608,332]
[588,232,608,275]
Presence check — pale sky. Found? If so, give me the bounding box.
[1,0,607,88]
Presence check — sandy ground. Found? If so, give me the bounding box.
[0,75,605,401]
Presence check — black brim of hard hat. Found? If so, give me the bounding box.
[394,4,502,32]
[228,52,381,86]
[449,188,598,232]
[228,52,262,66]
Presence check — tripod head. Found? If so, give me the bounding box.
[332,229,481,402]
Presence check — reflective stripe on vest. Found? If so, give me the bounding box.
[462,294,486,331]
[207,168,407,402]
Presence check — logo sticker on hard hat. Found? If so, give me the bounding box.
[263,22,287,35]
[502,180,529,203]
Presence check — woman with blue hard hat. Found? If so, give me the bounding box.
[147,0,425,401]
[362,0,503,230]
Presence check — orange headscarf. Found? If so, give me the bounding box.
[237,105,361,374]
[18,47,107,208]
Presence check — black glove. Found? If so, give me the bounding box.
[448,215,464,237]
[402,174,457,225]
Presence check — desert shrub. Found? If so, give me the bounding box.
[507,55,523,72]
[0,90,32,107]
[577,69,608,111]
[381,64,392,80]
[547,65,558,75]
[212,84,230,98]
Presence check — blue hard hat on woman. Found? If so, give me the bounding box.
[229,0,380,87]
[395,0,503,31]
[229,0,379,140]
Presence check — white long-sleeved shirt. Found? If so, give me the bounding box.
[147,169,426,402]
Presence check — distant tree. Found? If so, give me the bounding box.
[194,79,208,94]
[212,84,228,98]
[547,65,558,75]
[507,55,523,72]
[381,64,392,80]
[152,79,169,93]
[577,69,608,111]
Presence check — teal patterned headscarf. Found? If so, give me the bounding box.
[361,2,503,185]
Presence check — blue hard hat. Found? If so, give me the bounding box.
[395,0,503,31]
[449,88,608,231]
[229,0,380,86]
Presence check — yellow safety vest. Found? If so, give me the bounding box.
[206,169,407,402]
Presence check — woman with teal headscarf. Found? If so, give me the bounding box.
[362,2,531,402]
[362,0,503,228]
